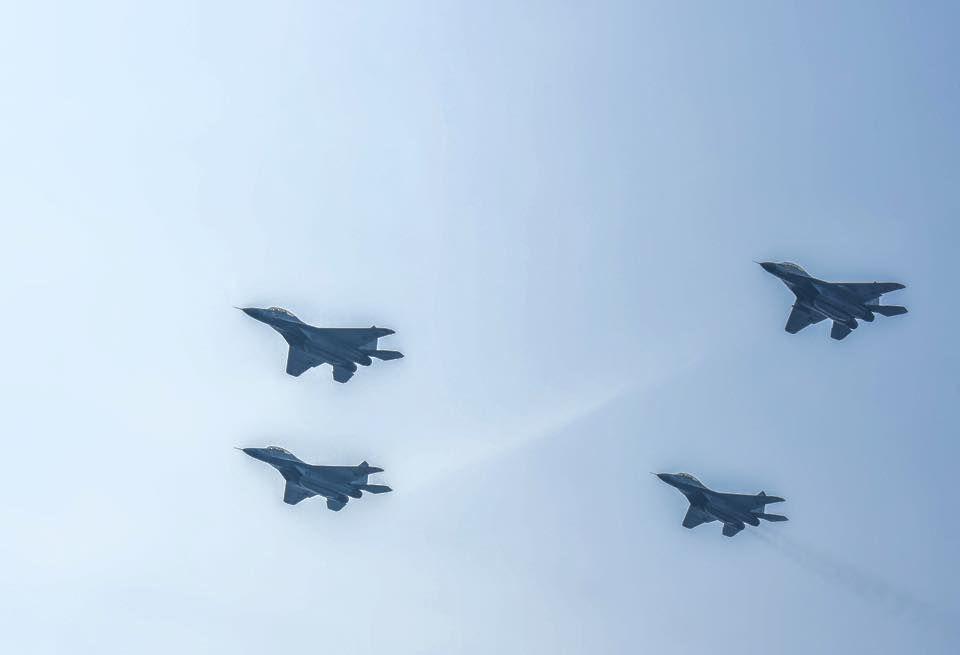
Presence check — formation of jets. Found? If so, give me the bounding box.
[237,262,906,534]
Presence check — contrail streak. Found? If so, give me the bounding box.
[749,530,956,637]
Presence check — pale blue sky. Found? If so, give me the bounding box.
[1,2,958,653]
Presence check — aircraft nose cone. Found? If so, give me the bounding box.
[240,447,266,461]
[655,473,670,482]
[758,262,777,273]
[240,307,273,323]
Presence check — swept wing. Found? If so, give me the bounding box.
[682,506,716,529]
[836,282,905,303]
[283,482,316,505]
[286,347,321,377]
[785,304,826,334]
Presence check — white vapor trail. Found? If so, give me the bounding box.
[749,529,957,637]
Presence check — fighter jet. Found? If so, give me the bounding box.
[759,262,906,340]
[239,306,403,383]
[656,472,788,537]
[240,446,392,511]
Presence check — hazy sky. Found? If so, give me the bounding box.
[2,2,958,653]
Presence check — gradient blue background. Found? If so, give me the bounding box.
[2,2,958,653]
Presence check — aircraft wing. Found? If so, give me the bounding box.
[283,482,316,505]
[682,506,715,529]
[785,304,826,334]
[837,282,905,303]
[286,347,320,377]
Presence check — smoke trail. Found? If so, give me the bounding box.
[749,530,956,636]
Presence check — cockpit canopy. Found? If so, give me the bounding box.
[779,262,809,276]
[265,446,293,456]
[267,307,299,320]
[675,472,703,486]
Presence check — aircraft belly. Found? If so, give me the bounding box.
[309,340,372,366]
[302,345,347,367]
[333,344,373,365]
[300,477,353,498]
[704,503,745,527]
[811,297,854,324]
[300,481,338,498]
[814,286,875,318]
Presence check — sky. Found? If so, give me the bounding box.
[1,1,958,653]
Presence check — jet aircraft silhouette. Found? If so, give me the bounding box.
[759,262,906,340]
[240,306,402,383]
[240,446,392,511]
[656,472,788,537]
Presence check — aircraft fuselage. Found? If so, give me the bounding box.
[268,319,371,367]
[265,458,368,502]
[779,273,873,329]
[297,466,368,499]
[673,482,758,528]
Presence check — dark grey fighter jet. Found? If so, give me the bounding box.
[656,473,788,537]
[239,306,403,383]
[240,446,392,511]
[759,262,906,340]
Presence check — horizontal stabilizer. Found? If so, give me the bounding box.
[722,523,744,537]
[831,322,852,340]
[758,492,785,504]
[755,513,788,522]
[326,497,347,511]
[332,365,355,383]
[367,350,404,361]
[360,484,392,494]
[865,304,907,317]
